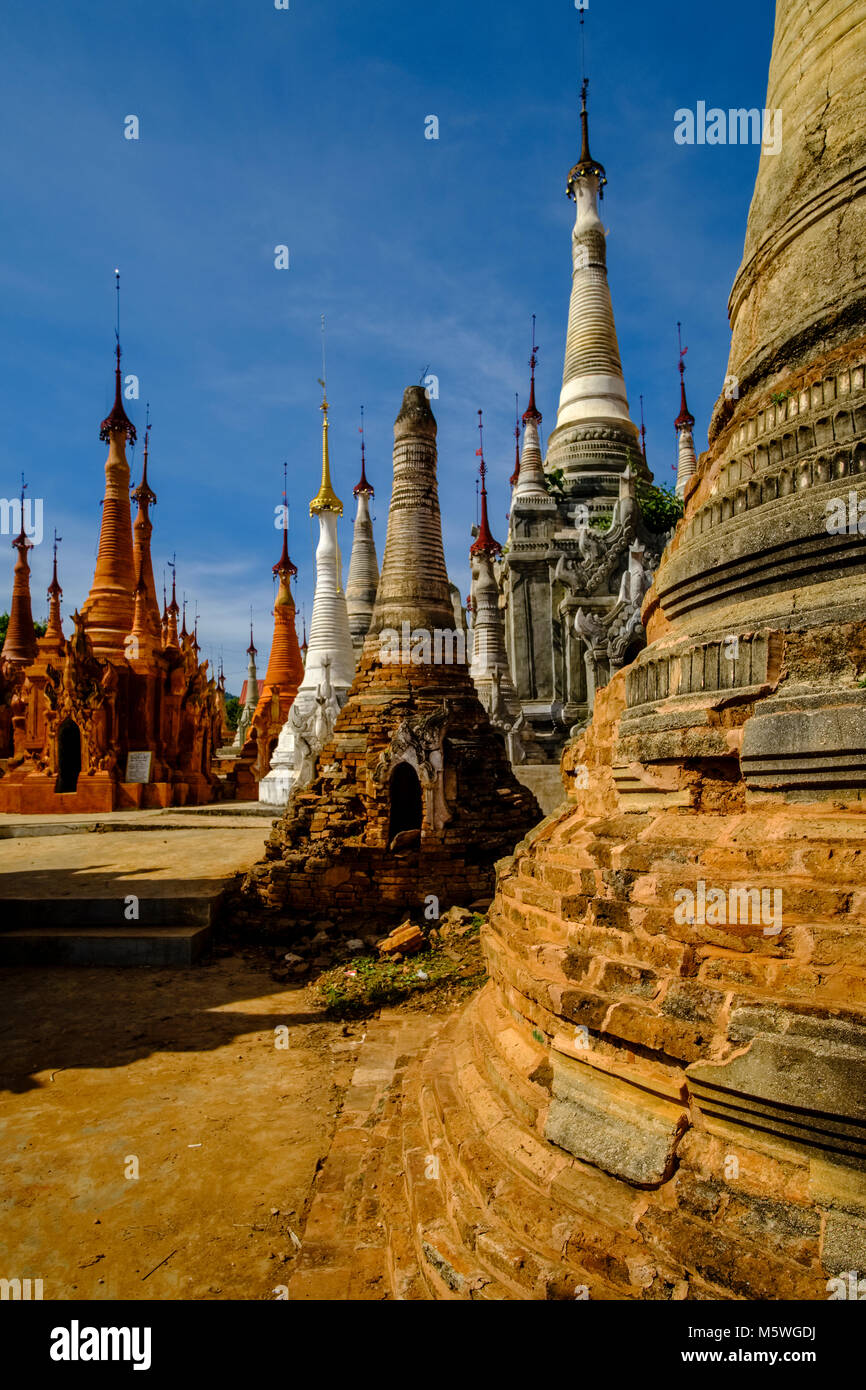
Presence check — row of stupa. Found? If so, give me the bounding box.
[232,78,707,804]
[0,81,702,813]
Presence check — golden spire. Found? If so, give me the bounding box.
[310,320,343,516]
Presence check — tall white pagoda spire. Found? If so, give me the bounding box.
[259,384,355,807]
[545,81,642,484]
[297,392,356,696]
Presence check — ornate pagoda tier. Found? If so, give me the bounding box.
[391,0,866,1301]
[246,386,541,919]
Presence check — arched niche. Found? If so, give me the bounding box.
[57,719,82,793]
[388,761,423,843]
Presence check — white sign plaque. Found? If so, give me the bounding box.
[125,751,153,784]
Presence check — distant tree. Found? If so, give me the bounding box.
[224,694,241,730]
[635,478,684,534]
[0,612,46,644]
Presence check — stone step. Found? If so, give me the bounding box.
[0,895,218,928]
[0,924,210,966]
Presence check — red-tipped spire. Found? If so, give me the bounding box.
[470,410,502,558]
[274,521,297,581]
[510,392,521,487]
[353,406,374,497]
[675,323,695,430]
[522,317,542,425]
[99,272,137,445]
[274,464,298,581]
[257,473,304,720]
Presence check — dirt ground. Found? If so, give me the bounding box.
[0,818,271,901]
[0,951,365,1300]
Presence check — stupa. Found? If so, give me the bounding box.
[468,412,520,729]
[241,508,305,785]
[674,331,699,498]
[392,0,866,1300]
[247,385,541,918]
[344,410,380,656]
[500,95,668,762]
[258,392,355,806]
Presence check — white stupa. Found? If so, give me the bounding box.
[259,392,356,807]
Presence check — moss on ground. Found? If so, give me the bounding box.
[314,914,486,1018]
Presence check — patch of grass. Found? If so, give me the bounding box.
[314,917,485,1019]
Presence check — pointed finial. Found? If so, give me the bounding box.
[510,391,521,487]
[470,409,502,558]
[311,336,343,515]
[639,393,648,460]
[100,270,137,444]
[13,473,31,549]
[319,314,327,405]
[274,466,298,579]
[523,318,542,425]
[247,613,257,659]
[354,404,374,496]
[132,402,156,507]
[567,75,607,200]
[48,529,63,600]
[675,322,695,429]
[167,554,179,612]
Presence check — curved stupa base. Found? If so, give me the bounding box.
[390,717,866,1298]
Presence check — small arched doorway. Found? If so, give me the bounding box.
[57,720,82,793]
[388,761,423,843]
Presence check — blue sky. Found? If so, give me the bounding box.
[0,0,775,693]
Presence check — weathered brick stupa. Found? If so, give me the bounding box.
[392,0,866,1300]
[245,386,541,919]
